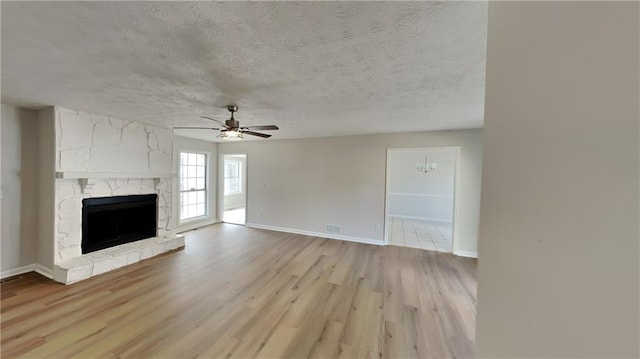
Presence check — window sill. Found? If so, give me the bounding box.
[179,214,210,225]
[176,217,220,234]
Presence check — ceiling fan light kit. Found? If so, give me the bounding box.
[219,130,243,140]
[173,105,279,141]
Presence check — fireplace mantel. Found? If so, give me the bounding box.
[56,172,175,194]
[55,171,175,179]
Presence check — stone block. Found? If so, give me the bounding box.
[140,246,154,260]
[57,181,79,198]
[127,252,142,264]
[67,265,93,283]
[58,217,81,235]
[58,111,93,148]
[59,245,82,262]
[92,260,114,276]
[112,255,128,269]
[92,120,122,146]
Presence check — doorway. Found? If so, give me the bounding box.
[220,154,247,225]
[384,147,459,253]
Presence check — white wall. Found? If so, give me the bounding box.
[476,2,639,357]
[388,149,456,222]
[219,129,482,254]
[173,136,218,230]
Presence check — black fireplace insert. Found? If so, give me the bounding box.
[82,194,158,254]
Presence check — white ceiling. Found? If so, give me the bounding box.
[1,2,487,142]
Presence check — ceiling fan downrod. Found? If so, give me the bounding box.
[226,105,240,128]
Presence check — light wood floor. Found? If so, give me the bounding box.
[1,224,477,358]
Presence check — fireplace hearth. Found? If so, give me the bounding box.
[82,194,158,254]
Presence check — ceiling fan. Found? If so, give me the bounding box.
[174,105,279,140]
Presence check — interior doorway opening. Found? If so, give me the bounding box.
[384,147,459,253]
[221,154,247,225]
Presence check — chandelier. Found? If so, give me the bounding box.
[416,155,437,173]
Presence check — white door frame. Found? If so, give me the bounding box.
[218,152,248,225]
[384,146,462,254]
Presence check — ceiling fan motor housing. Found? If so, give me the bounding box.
[226,118,240,129]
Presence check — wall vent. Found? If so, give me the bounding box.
[325,224,342,234]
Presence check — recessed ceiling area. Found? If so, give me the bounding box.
[1,2,487,142]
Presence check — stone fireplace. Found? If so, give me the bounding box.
[49,107,184,284]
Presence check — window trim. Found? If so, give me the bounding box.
[178,150,209,223]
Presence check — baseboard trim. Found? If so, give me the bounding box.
[388,215,452,223]
[1,263,53,279]
[246,223,384,246]
[176,218,221,233]
[453,250,478,258]
[1,265,34,279]
[33,264,53,279]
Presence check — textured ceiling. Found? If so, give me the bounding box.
[1,2,487,142]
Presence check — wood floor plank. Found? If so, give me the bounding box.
[195,334,240,358]
[1,223,477,358]
[255,325,299,358]
[307,321,344,358]
[356,291,384,358]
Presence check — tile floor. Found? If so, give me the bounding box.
[389,217,453,252]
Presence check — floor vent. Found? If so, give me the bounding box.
[325,224,342,235]
[1,275,23,283]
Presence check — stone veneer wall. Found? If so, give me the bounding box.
[56,107,172,173]
[53,107,174,264]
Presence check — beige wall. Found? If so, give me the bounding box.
[0,105,43,274]
[476,2,639,357]
[36,108,56,270]
[20,110,40,270]
[0,105,2,271]
[1,104,23,271]
[1,104,56,275]
[1,104,35,272]
[220,129,483,255]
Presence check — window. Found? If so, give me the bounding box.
[224,160,241,195]
[179,152,207,221]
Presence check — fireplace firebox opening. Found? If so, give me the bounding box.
[82,194,158,254]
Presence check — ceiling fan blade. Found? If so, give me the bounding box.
[173,126,221,130]
[200,116,230,128]
[241,125,279,131]
[242,130,272,138]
